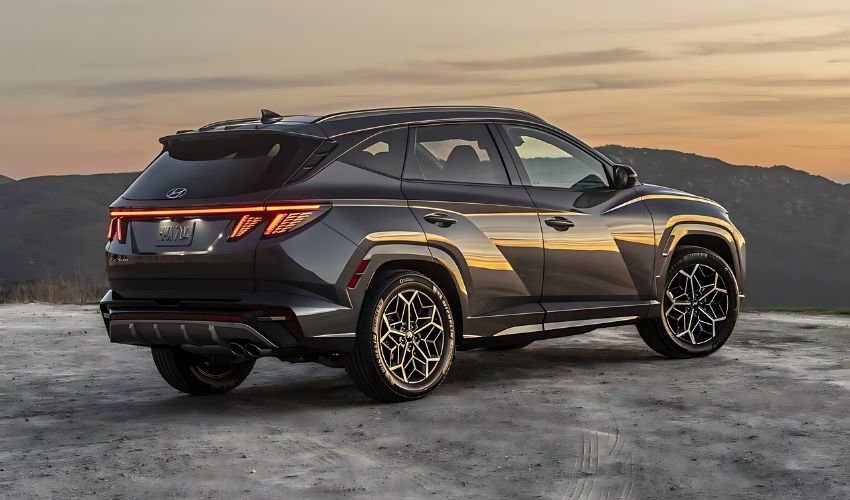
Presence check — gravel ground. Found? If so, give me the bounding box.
[1,304,848,499]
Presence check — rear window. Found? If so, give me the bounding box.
[122,134,318,200]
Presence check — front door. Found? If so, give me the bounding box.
[402,123,544,337]
[497,124,656,326]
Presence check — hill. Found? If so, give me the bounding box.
[0,173,137,282]
[0,148,847,307]
[598,146,850,307]
[0,175,14,185]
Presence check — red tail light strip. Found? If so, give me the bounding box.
[107,204,324,243]
[109,204,320,218]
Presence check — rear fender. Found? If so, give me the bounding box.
[347,244,470,332]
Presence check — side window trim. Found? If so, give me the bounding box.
[402,122,518,187]
[495,123,614,190]
[487,123,524,186]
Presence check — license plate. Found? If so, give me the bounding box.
[156,221,195,247]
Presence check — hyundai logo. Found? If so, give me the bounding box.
[165,187,188,199]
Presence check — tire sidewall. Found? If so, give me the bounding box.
[660,249,739,355]
[366,273,456,398]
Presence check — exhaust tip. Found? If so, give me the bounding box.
[228,342,246,357]
[244,343,263,358]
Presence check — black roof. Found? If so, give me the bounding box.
[164,106,548,143]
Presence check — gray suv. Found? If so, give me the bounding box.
[100,106,746,402]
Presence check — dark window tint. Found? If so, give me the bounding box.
[123,134,318,200]
[339,128,407,178]
[504,126,609,190]
[406,124,509,185]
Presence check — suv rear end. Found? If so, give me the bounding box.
[101,114,369,391]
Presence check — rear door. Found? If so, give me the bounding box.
[496,124,656,325]
[107,132,325,299]
[402,123,544,337]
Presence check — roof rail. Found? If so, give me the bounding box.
[314,105,543,123]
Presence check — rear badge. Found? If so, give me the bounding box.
[157,220,196,247]
[165,187,188,199]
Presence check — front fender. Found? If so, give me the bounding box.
[654,217,746,302]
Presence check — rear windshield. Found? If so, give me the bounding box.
[122,134,317,200]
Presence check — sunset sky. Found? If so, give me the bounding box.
[2,0,849,182]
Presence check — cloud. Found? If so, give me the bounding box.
[4,46,662,100]
[433,48,659,71]
[629,10,850,33]
[690,28,850,55]
[698,95,850,117]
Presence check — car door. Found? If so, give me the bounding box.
[496,124,656,326]
[402,123,544,337]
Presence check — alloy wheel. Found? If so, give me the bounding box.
[663,263,729,346]
[378,289,446,385]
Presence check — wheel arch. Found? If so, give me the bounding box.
[353,244,469,342]
[655,221,744,302]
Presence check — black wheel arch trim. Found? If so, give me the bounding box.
[351,243,470,336]
[655,220,745,302]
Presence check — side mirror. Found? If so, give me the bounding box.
[612,164,639,189]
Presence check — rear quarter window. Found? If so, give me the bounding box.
[337,128,408,178]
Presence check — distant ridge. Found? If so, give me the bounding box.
[598,145,850,307]
[0,148,847,308]
[0,175,14,185]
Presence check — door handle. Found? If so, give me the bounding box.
[544,216,575,231]
[423,212,457,228]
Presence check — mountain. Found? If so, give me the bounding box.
[598,146,850,307]
[0,148,847,307]
[0,173,138,282]
[0,175,14,185]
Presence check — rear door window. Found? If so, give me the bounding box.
[122,133,319,200]
[405,124,510,185]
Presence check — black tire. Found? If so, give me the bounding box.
[151,346,255,395]
[346,271,456,402]
[486,340,534,351]
[638,246,739,358]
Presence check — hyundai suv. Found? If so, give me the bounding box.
[100,106,746,402]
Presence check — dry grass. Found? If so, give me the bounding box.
[0,275,106,304]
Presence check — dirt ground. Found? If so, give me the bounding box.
[1,304,848,499]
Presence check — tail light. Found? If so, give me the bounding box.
[263,212,313,237]
[229,215,264,240]
[108,204,323,243]
[107,217,125,243]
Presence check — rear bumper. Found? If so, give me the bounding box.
[99,289,357,353]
